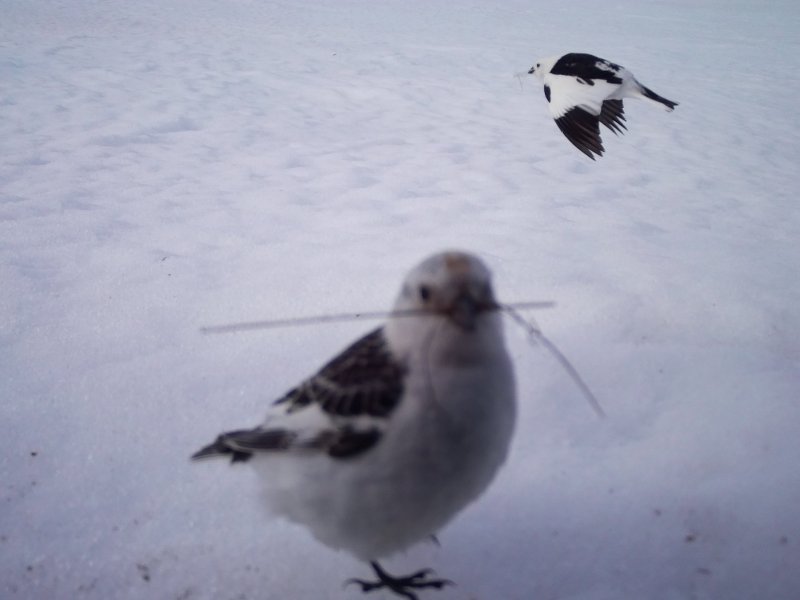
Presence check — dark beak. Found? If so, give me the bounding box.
[448,294,481,331]
[527,66,536,74]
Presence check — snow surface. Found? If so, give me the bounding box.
[2,0,799,598]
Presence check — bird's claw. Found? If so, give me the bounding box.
[344,562,454,599]
[345,578,383,593]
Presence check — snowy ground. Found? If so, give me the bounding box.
[2,0,799,598]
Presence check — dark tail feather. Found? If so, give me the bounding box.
[191,427,299,463]
[191,440,253,462]
[191,431,256,463]
[640,85,678,110]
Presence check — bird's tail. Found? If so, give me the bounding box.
[191,427,301,463]
[638,84,678,111]
[191,437,249,462]
[191,430,259,463]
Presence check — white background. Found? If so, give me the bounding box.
[2,1,799,598]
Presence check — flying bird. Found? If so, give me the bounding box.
[528,52,678,159]
[192,251,517,599]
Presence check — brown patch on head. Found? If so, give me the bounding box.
[443,252,472,275]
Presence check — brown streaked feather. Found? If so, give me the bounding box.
[275,327,406,418]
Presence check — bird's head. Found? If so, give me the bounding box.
[394,251,498,332]
[528,56,557,80]
[386,250,510,368]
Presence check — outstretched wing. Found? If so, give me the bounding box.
[599,99,627,135]
[553,106,604,159]
[191,327,406,462]
[543,73,621,159]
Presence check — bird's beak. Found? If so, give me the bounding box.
[447,293,482,331]
[527,66,536,75]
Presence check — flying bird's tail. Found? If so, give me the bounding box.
[638,84,678,111]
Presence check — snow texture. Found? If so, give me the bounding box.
[1,1,799,599]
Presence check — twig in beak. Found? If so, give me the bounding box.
[200,301,555,335]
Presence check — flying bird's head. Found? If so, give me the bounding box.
[527,56,558,80]
[394,251,497,333]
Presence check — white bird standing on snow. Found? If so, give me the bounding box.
[193,251,517,599]
[528,52,678,159]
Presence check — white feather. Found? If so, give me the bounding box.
[211,251,517,562]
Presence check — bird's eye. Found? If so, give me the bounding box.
[418,285,431,302]
[536,63,540,68]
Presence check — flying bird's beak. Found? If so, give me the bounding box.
[527,66,536,75]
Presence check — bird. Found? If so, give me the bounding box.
[192,250,517,599]
[528,52,678,159]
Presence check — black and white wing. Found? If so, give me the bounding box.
[543,73,622,159]
[191,327,406,462]
[542,54,628,159]
[599,99,627,136]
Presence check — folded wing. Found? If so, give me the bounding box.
[191,327,406,462]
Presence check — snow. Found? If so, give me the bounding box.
[1,0,799,598]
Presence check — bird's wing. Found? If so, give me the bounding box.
[544,73,621,118]
[553,108,603,159]
[599,99,627,135]
[276,327,406,418]
[191,327,406,462]
[543,74,622,159]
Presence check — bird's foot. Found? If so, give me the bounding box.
[345,561,454,600]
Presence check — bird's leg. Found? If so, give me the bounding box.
[345,561,454,599]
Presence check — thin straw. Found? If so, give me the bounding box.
[501,305,606,419]
[200,301,556,334]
